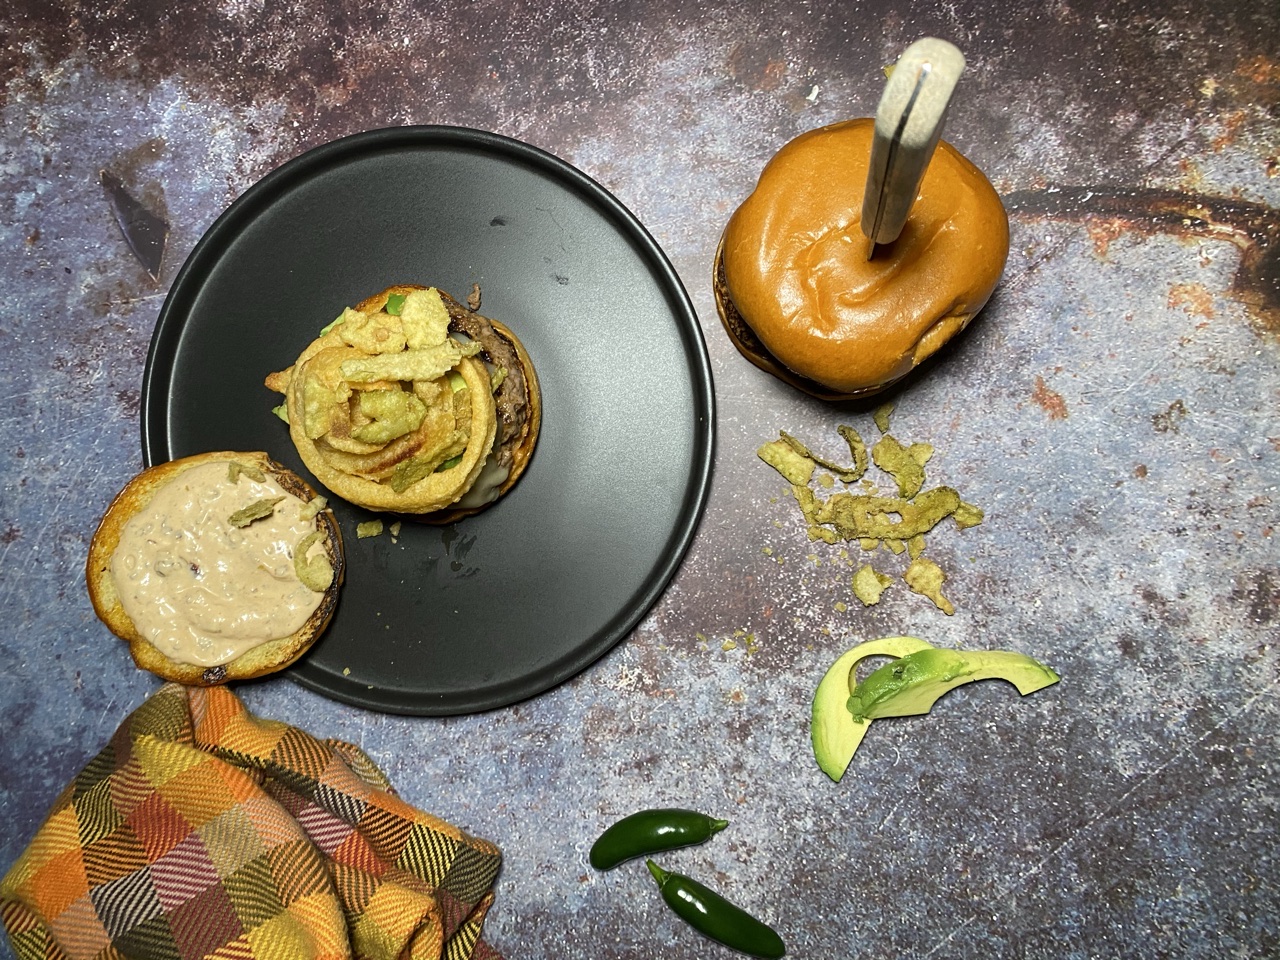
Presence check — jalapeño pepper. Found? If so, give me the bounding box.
[646,860,786,958]
[589,808,729,870]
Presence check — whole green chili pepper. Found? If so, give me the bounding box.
[646,860,785,958]
[589,808,729,870]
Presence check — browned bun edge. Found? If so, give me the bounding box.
[86,451,345,686]
[712,235,886,402]
[356,284,541,525]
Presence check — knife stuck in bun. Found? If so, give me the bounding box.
[714,116,1009,400]
[87,451,345,685]
[265,285,540,522]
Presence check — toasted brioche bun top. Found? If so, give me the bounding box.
[86,451,344,686]
[719,118,1009,397]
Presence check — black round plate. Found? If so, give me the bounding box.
[141,126,715,715]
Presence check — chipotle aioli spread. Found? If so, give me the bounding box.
[109,461,326,667]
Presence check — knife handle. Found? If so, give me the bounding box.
[861,38,966,256]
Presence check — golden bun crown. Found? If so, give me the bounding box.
[716,118,1009,399]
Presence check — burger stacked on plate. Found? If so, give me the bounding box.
[266,284,541,522]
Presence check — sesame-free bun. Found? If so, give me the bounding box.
[86,451,344,685]
[715,118,1009,399]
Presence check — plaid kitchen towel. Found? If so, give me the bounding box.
[0,683,504,960]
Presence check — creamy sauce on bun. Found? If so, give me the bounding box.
[109,461,327,667]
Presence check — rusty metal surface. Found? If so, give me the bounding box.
[1,0,1277,957]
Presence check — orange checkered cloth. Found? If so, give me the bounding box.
[1,683,505,960]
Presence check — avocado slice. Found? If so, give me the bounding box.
[812,640,1061,782]
[847,647,1060,722]
[811,636,934,782]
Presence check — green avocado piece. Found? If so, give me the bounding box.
[811,636,934,782]
[848,647,1060,722]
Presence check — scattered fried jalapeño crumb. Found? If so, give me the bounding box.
[356,519,385,539]
[756,405,983,614]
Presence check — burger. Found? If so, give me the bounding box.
[714,118,1009,400]
[265,285,541,521]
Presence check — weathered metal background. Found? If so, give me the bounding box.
[2,1,1277,957]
